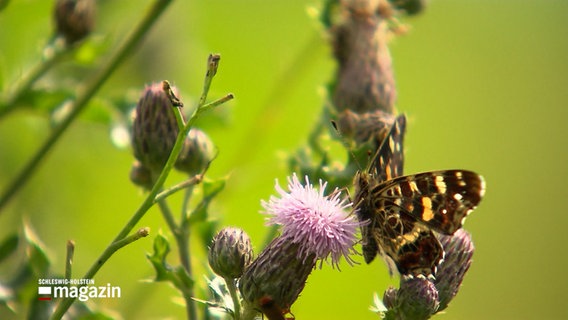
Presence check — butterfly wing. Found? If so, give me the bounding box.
[378,170,485,234]
[370,170,485,276]
[356,114,406,264]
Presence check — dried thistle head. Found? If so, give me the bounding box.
[54,0,96,45]
[330,0,397,113]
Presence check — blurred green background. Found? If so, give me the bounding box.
[1,0,567,319]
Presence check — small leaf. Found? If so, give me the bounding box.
[202,178,226,199]
[0,234,19,263]
[146,234,172,282]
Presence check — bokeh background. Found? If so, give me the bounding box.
[1,0,567,319]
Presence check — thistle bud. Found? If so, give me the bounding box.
[382,286,398,309]
[54,0,96,45]
[132,83,182,173]
[435,229,475,312]
[397,277,439,319]
[238,236,316,313]
[129,160,153,189]
[175,129,215,176]
[208,227,253,279]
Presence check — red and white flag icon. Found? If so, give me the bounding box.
[38,286,52,300]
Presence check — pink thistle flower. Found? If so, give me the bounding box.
[261,173,362,268]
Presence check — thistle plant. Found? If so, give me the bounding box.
[0,0,484,319]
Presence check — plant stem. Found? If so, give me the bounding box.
[0,36,69,119]
[65,240,75,281]
[154,174,203,203]
[156,196,196,319]
[0,0,174,214]
[225,278,241,320]
[157,198,179,236]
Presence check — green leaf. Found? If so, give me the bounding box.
[0,234,19,263]
[146,234,173,282]
[202,178,227,199]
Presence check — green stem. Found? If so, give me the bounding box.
[177,225,194,319]
[65,240,75,281]
[0,0,174,214]
[0,36,69,119]
[156,197,195,319]
[154,174,203,203]
[241,301,259,320]
[157,198,179,236]
[225,278,241,320]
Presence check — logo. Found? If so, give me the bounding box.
[354,114,485,277]
[37,278,121,301]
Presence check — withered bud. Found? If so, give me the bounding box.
[54,0,96,45]
[331,0,396,114]
[129,160,154,189]
[238,236,316,313]
[175,129,215,176]
[132,83,183,173]
[435,229,475,312]
[208,227,253,279]
[335,109,395,146]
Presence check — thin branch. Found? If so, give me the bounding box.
[65,240,75,281]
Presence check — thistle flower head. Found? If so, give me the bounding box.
[435,229,475,312]
[238,236,315,314]
[261,173,361,268]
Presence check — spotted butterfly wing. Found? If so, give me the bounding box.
[354,114,485,277]
[368,170,485,276]
[356,115,406,264]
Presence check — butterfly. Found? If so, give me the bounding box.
[353,114,485,277]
